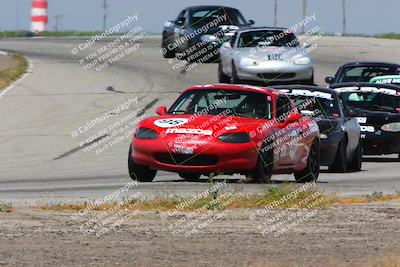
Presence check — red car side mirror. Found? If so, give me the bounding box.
[156,106,167,115]
[285,113,302,124]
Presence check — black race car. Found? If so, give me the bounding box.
[325,62,400,85]
[161,5,254,62]
[332,82,400,159]
[275,85,362,172]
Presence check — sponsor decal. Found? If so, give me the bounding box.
[224,125,237,131]
[370,76,400,85]
[360,125,375,133]
[356,117,367,124]
[290,89,333,100]
[172,144,194,155]
[154,118,188,128]
[335,87,399,96]
[166,128,213,136]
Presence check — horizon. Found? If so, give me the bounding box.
[1,0,400,35]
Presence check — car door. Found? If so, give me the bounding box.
[220,34,236,76]
[173,9,189,52]
[340,98,361,157]
[274,96,300,166]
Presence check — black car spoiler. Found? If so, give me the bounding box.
[271,84,338,95]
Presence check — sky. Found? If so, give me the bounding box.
[1,0,399,35]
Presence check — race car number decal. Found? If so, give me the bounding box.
[154,118,188,128]
[360,126,375,133]
[356,117,367,124]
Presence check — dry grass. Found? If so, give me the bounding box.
[0,202,12,212]
[0,53,28,90]
[333,191,400,204]
[36,185,400,213]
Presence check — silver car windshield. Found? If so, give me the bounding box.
[237,30,299,48]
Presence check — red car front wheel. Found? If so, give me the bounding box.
[128,145,157,182]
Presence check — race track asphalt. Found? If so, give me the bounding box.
[0,36,399,206]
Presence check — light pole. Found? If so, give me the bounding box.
[302,0,307,33]
[342,0,347,35]
[102,0,108,31]
[54,15,63,31]
[273,0,278,27]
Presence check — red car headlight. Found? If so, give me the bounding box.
[218,132,251,143]
[135,128,158,139]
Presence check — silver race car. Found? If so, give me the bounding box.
[219,27,314,85]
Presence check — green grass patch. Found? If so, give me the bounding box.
[37,186,400,213]
[0,53,28,90]
[374,33,400,40]
[0,31,105,37]
[0,202,12,212]
[0,31,159,38]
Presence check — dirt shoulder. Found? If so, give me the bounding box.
[0,54,16,72]
[0,202,399,267]
[0,52,28,90]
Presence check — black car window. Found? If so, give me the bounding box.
[341,92,400,113]
[338,98,347,117]
[290,95,340,118]
[230,34,237,47]
[176,10,185,22]
[182,10,189,26]
[189,7,247,27]
[276,96,293,122]
[339,66,398,83]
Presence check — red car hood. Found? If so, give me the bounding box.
[139,114,268,139]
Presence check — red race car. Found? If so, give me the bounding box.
[128,84,320,183]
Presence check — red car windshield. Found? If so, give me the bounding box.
[168,89,272,119]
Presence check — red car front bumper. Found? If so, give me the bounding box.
[131,139,259,173]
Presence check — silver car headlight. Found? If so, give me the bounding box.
[294,57,311,65]
[200,35,219,42]
[381,122,400,132]
[240,57,259,66]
